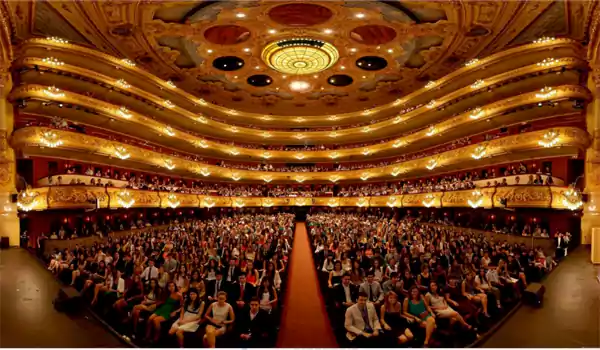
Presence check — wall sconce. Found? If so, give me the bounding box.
[296,198,307,206]
[229,148,240,156]
[362,110,372,116]
[262,152,272,159]
[426,100,436,109]
[362,148,372,156]
[46,36,68,44]
[196,116,208,124]
[117,190,135,208]
[263,176,273,183]
[295,117,305,123]
[467,190,484,208]
[263,199,274,207]
[422,194,435,208]
[262,132,272,138]
[425,81,436,89]
[196,140,209,148]
[426,125,437,136]
[470,79,485,89]
[330,176,341,183]
[329,152,339,159]
[471,145,487,159]
[167,192,180,208]
[393,116,404,124]
[296,176,306,183]
[115,79,130,89]
[115,106,132,119]
[329,132,338,138]
[538,130,559,148]
[535,86,557,99]
[562,187,583,210]
[204,197,216,208]
[229,127,239,133]
[533,37,556,44]
[537,58,558,67]
[465,58,479,67]
[121,58,136,67]
[391,168,402,177]
[166,80,176,89]
[362,127,372,133]
[295,153,305,160]
[393,99,403,106]
[40,130,62,148]
[469,107,484,120]
[393,140,404,148]
[17,189,40,212]
[426,159,438,170]
[197,99,207,105]
[42,57,65,66]
[328,115,339,121]
[231,173,241,181]
[44,86,65,98]
[164,126,175,137]
[295,134,305,139]
[199,168,211,177]
[260,116,273,121]
[357,198,369,207]
[328,199,339,207]
[233,199,245,208]
[386,196,397,207]
[163,100,175,108]
[114,146,130,160]
[163,159,175,170]
[360,173,370,181]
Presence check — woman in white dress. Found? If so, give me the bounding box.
[425,281,472,330]
[169,288,205,347]
[203,291,235,348]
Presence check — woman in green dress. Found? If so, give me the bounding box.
[403,286,437,347]
[145,281,182,343]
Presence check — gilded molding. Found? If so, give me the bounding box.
[9,83,592,159]
[11,126,590,183]
[18,37,582,125]
[17,185,581,211]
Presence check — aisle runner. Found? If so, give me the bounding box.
[276,223,337,348]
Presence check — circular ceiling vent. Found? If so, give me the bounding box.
[327,74,353,87]
[212,56,245,71]
[261,38,339,75]
[356,56,388,71]
[247,75,273,87]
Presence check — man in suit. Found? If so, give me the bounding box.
[206,270,225,303]
[230,274,255,312]
[333,272,358,309]
[344,292,383,346]
[224,258,241,284]
[235,297,270,347]
[359,271,384,308]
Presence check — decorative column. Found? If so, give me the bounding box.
[0,6,19,246]
[582,70,600,248]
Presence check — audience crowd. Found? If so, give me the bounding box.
[307,212,557,347]
[47,213,295,348]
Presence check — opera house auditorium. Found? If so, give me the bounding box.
[0,0,599,348]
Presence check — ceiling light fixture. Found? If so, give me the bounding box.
[114,146,130,160]
[426,159,438,170]
[116,106,132,119]
[289,81,311,91]
[164,126,175,137]
[268,29,277,34]
[295,153,305,160]
[262,152,272,159]
[469,107,484,120]
[355,13,365,18]
[166,80,176,88]
[426,100,436,109]
[164,100,174,108]
[115,79,130,89]
[323,29,333,34]
[470,79,485,89]
[329,152,339,159]
[163,159,175,170]
[235,13,246,18]
[44,86,65,99]
[536,86,557,99]
[262,132,272,138]
[196,140,209,148]
[42,57,64,66]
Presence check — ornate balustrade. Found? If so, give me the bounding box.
[17,185,583,211]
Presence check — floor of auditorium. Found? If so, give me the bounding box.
[0,248,123,347]
[482,247,600,348]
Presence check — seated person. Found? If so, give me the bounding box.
[204,291,235,348]
[380,291,414,346]
[169,288,205,348]
[91,269,125,306]
[230,274,256,313]
[359,271,384,307]
[145,281,182,343]
[334,272,358,309]
[462,271,490,317]
[114,274,144,317]
[206,271,226,304]
[425,281,472,330]
[382,272,404,295]
[403,286,436,347]
[344,292,383,346]
[235,297,271,347]
[256,278,278,314]
[131,279,160,338]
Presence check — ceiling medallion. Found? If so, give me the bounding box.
[261,38,339,75]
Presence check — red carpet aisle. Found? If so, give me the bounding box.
[277,223,338,347]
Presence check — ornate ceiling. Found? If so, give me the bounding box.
[5,0,596,116]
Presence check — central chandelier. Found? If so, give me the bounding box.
[262,38,339,75]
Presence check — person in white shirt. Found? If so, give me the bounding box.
[141,260,159,284]
[344,292,383,346]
